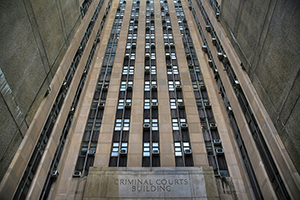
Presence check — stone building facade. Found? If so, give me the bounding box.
[0,0,299,199]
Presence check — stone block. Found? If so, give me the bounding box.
[83,167,219,199]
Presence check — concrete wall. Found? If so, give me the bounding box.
[220,0,300,172]
[0,0,81,181]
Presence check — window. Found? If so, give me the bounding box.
[170,99,176,109]
[174,142,182,156]
[172,119,179,130]
[152,119,158,131]
[143,143,150,156]
[144,99,150,109]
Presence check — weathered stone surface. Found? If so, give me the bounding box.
[0,95,23,181]
[83,167,219,199]
[0,0,80,182]
[221,0,300,172]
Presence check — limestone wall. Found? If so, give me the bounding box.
[220,0,300,172]
[0,0,81,181]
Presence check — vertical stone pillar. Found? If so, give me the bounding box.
[167,0,208,167]
[154,0,175,167]
[127,0,146,167]
[94,0,133,166]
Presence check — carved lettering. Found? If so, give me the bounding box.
[184,179,188,185]
[151,185,156,192]
[138,179,143,185]
[114,179,118,185]
[179,179,183,185]
[166,185,171,192]
[156,179,160,185]
[116,178,189,193]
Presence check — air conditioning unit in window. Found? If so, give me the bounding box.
[218,52,224,60]
[77,46,83,55]
[199,84,206,90]
[227,106,233,115]
[120,149,127,155]
[51,170,59,179]
[69,107,75,115]
[96,37,101,43]
[208,60,213,67]
[177,102,185,108]
[184,149,192,155]
[102,85,108,91]
[202,45,208,53]
[213,139,222,145]
[125,102,131,109]
[83,69,88,76]
[223,55,229,63]
[204,102,211,108]
[151,85,157,91]
[143,124,150,130]
[88,150,95,156]
[175,85,182,90]
[62,81,68,90]
[152,149,160,155]
[127,85,132,91]
[206,25,211,32]
[212,38,217,45]
[151,102,158,109]
[234,80,240,88]
[181,123,188,130]
[214,68,218,74]
[216,148,224,154]
[216,12,220,20]
[98,102,105,109]
[210,123,217,130]
[73,171,82,178]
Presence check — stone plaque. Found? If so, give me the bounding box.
[83,167,219,199]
